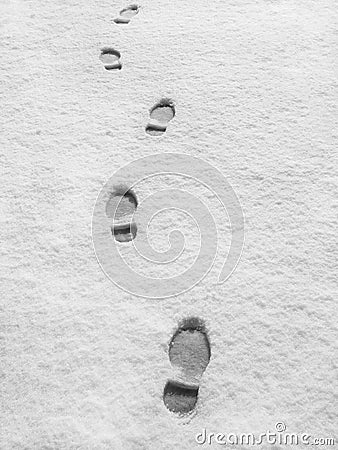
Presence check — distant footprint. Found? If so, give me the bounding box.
[99,48,122,70]
[145,99,175,136]
[163,317,211,415]
[106,187,137,242]
[114,4,139,24]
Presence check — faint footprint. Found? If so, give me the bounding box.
[106,187,137,242]
[145,99,175,136]
[114,4,139,24]
[99,48,122,70]
[163,317,211,415]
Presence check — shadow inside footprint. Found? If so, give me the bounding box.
[114,4,139,24]
[164,317,211,415]
[99,48,122,70]
[146,99,175,136]
[106,187,137,242]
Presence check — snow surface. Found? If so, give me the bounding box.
[1,0,337,448]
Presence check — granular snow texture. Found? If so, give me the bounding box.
[1,0,337,448]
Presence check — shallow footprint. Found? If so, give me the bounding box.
[163,317,211,415]
[99,48,122,70]
[145,99,175,136]
[114,4,139,24]
[106,187,137,242]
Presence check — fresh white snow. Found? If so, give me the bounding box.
[1,0,337,448]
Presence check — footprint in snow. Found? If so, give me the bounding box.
[163,317,211,415]
[100,48,122,70]
[114,4,139,24]
[105,187,137,242]
[145,99,175,136]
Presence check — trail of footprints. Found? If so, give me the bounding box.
[100,6,210,417]
[100,6,176,136]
